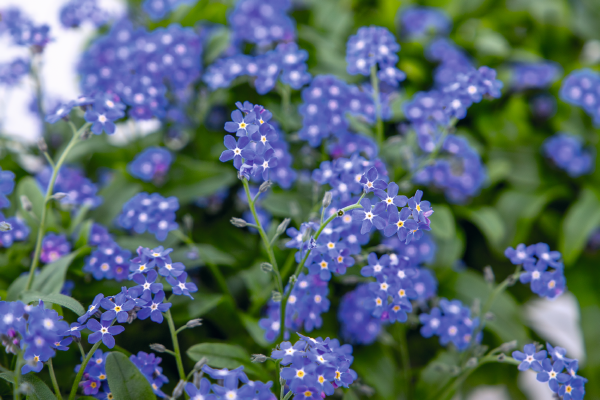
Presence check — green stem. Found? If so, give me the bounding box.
[13,353,22,400]
[166,309,186,381]
[30,51,48,139]
[48,358,63,400]
[278,192,366,341]
[393,324,411,399]
[242,178,283,294]
[77,342,86,360]
[68,341,102,400]
[24,122,90,292]
[370,64,384,146]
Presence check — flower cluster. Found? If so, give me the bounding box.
[0,58,29,86]
[399,6,452,39]
[345,26,406,87]
[559,68,600,125]
[0,167,15,208]
[273,335,356,399]
[338,284,383,345]
[543,133,595,177]
[511,61,562,90]
[204,42,311,94]
[117,192,179,241]
[185,365,275,400]
[413,135,487,203]
[84,241,132,281]
[298,75,390,146]
[40,233,71,263]
[513,343,586,399]
[220,102,292,182]
[142,0,196,21]
[0,7,51,50]
[260,273,329,341]
[419,298,481,351]
[128,147,173,183]
[79,20,203,121]
[36,166,103,209]
[130,351,170,397]
[505,243,566,299]
[228,0,295,46]
[0,211,30,248]
[59,0,108,28]
[129,245,198,299]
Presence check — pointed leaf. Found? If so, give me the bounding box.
[105,352,156,400]
[22,373,57,400]
[21,291,85,316]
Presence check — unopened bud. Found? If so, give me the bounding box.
[484,312,495,321]
[149,343,167,353]
[289,275,297,285]
[307,237,317,250]
[272,291,282,302]
[51,192,68,201]
[251,354,267,363]
[500,340,518,353]
[81,129,93,140]
[276,218,291,236]
[172,379,186,398]
[322,191,332,209]
[466,357,478,368]
[37,138,48,153]
[259,180,273,193]
[471,298,480,315]
[261,263,273,273]
[483,266,495,284]
[194,357,208,371]
[507,273,519,286]
[186,319,203,328]
[0,221,12,232]
[497,353,506,362]
[20,195,33,212]
[183,214,194,232]
[193,371,202,388]
[230,217,247,228]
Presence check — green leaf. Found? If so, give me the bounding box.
[22,373,57,400]
[187,343,267,378]
[261,192,309,219]
[352,343,398,400]
[345,114,375,138]
[187,294,224,319]
[6,275,28,301]
[32,249,86,295]
[21,291,85,316]
[105,352,156,400]
[203,26,231,64]
[559,187,600,265]
[240,313,270,348]
[165,172,237,204]
[460,206,506,251]
[414,350,458,399]
[429,204,456,241]
[90,173,142,225]
[75,219,94,248]
[15,176,57,231]
[0,371,13,383]
[196,244,236,266]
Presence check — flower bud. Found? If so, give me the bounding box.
[500,340,517,353]
[37,138,48,153]
[172,380,186,398]
[186,319,203,328]
[483,266,495,284]
[484,312,495,321]
[276,218,291,236]
[507,273,519,286]
[288,275,297,285]
[230,217,247,228]
[271,291,282,302]
[81,129,93,140]
[261,263,273,273]
[259,180,273,193]
[307,237,317,250]
[251,354,267,363]
[51,192,68,201]
[183,214,194,232]
[497,353,506,362]
[322,191,332,209]
[149,343,167,353]
[0,221,12,232]
[466,357,478,368]
[20,195,33,212]
[194,357,208,371]
[193,371,202,388]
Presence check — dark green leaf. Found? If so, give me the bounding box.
[21,291,85,316]
[105,352,156,400]
[22,373,57,400]
[165,172,237,204]
[6,275,27,301]
[0,371,13,383]
[32,249,87,295]
[196,244,236,266]
[559,187,600,265]
[352,343,398,400]
[187,294,224,319]
[90,173,142,225]
[261,192,309,219]
[460,206,505,251]
[74,219,94,249]
[429,204,456,241]
[240,313,270,348]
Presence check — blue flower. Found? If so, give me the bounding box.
[512,344,547,372]
[166,272,198,299]
[352,198,387,235]
[252,148,278,181]
[0,212,29,248]
[83,243,131,282]
[408,190,432,223]
[78,293,105,324]
[86,319,125,349]
[271,341,306,365]
[59,0,108,28]
[281,354,317,392]
[40,233,71,263]
[100,292,136,323]
[359,167,387,193]
[546,342,573,363]
[511,61,562,90]
[36,166,102,209]
[117,192,179,241]
[543,133,594,177]
[128,147,173,182]
[219,135,255,170]
[202,365,247,381]
[360,253,389,277]
[131,269,163,298]
[225,109,258,137]
[536,359,570,393]
[383,208,417,243]
[185,379,214,400]
[400,6,452,39]
[137,290,171,324]
[84,103,123,135]
[250,123,278,155]
[308,255,335,281]
[504,243,536,265]
[374,182,408,211]
[559,377,586,400]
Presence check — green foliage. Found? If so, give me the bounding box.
[187,343,268,379]
[105,352,156,400]
[22,374,57,400]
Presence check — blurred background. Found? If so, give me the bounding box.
[1,0,600,399]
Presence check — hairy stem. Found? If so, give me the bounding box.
[68,341,102,400]
[24,122,91,292]
[48,358,63,400]
[166,309,186,381]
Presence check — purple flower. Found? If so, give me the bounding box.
[78,293,105,324]
[408,190,432,223]
[271,341,306,365]
[536,359,570,393]
[374,182,408,211]
[351,197,387,234]
[359,167,387,192]
[84,106,122,135]
[252,148,278,180]
[131,269,163,298]
[100,292,136,323]
[137,290,171,324]
[504,243,536,265]
[250,122,278,155]
[383,207,417,243]
[219,135,255,170]
[86,319,125,349]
